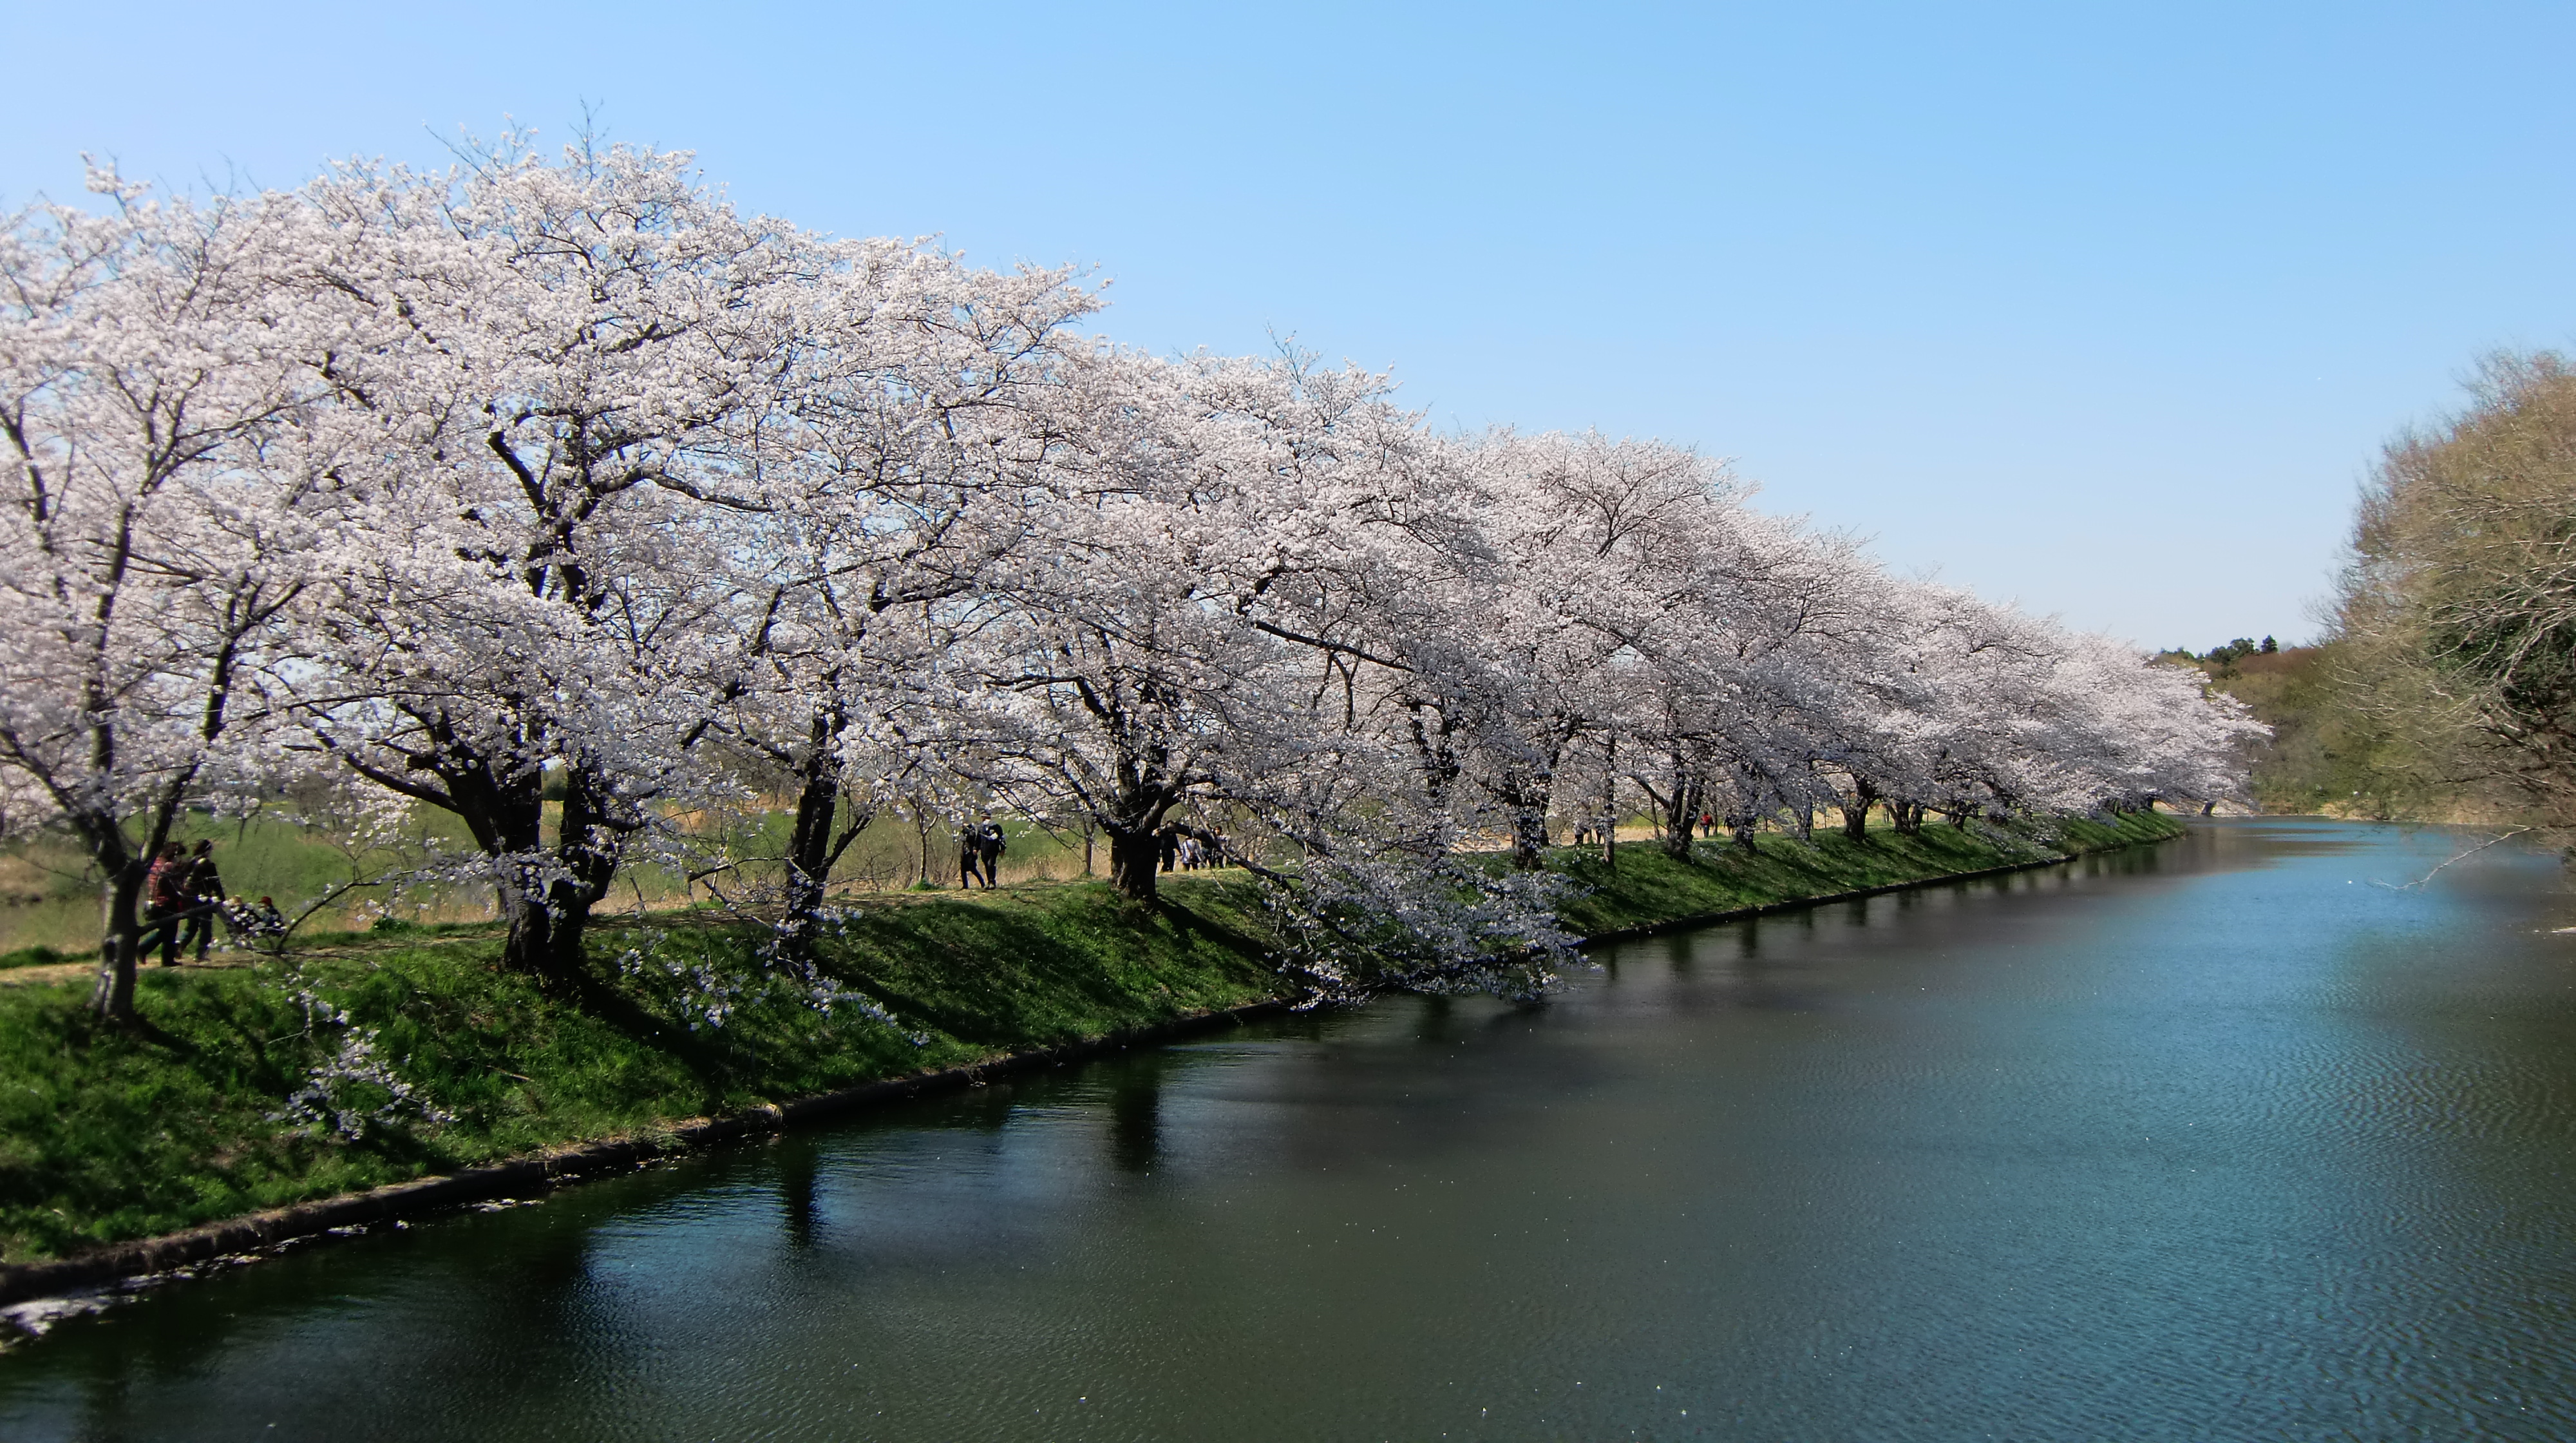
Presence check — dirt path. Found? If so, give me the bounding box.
[0,956,263,988]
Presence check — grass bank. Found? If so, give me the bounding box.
[0,812,2182,1264]
[0,877,1284,1263]
[1548,810,2184,938]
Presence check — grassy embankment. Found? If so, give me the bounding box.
[1548,808,2179,935]
[0,810,2181,1263]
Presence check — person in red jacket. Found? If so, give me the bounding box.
[145,843,189,966]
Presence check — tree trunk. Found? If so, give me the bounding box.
[491,854,559,976]
[499,876,576,979]
[90,865,147,1023]
[781,763,844,962]
[491,763,621,984]
[1405,702,1463,816]
[1107,825,1162,903]
[1844,778,1878,839]
[1642,738,1701,860]
[1488,760,1557,872]
[777,711,859,961]
[1660,774,1703,861]
[79,808,167,1024]
[1602,734,1618,873]
[1511,806,1551,871]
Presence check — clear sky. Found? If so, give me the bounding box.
[8,1,2571,649]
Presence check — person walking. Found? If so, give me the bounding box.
[957,819,1007,888]
[178,840,225,962]
[145,843,189,966]
[976,819,1007,887]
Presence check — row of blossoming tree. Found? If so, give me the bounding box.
[0,137,2262,1022]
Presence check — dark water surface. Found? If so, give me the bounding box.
[8,820,2576,1442]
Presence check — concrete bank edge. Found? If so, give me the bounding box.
[1,817,2183,1308]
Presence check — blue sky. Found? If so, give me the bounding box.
[9,1,2571,648]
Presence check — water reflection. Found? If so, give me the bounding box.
[779,1138,822,1248]
[1104,1053,1166,1174]
[6,821,2576,1442]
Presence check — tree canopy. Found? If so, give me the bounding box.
[2322,352,2576,823]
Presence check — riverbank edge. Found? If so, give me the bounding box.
[0,998,1293,1309]
[0,812,2186,1309]
[1575,828,2170,944]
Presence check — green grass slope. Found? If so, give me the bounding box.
[0,876,1285,1262]
[1549,812,2183,938]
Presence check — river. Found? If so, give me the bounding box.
[5,819,2575,1441]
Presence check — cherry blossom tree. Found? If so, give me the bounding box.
[707,248,1099,955]
[0,170,338,1020]
[280,133,826,983]
[945,347,1317,903]
[1426,432,1744,867]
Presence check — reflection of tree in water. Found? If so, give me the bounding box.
[778,1137,821,1249]
[1107,1053,1170,1174]
[1627,915,1810,1013]
[39,1190,625,1437]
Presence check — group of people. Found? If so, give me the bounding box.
[956,820,1009,889]
[142,841,284,962]
[1160,826,1227,873]
[952,817,1236,890]
[1564,812,1759,850]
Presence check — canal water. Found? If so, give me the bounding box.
[6,819,2576,1441]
